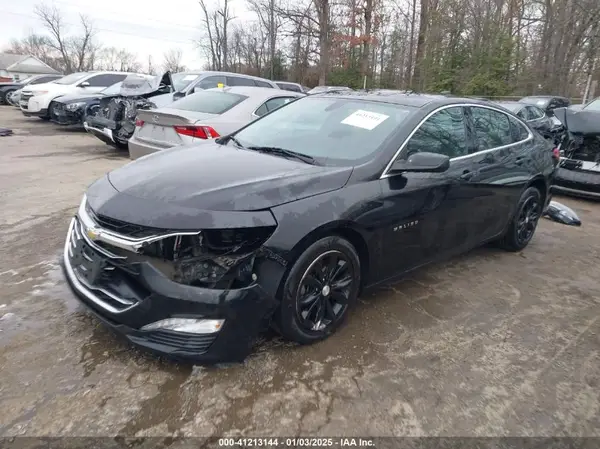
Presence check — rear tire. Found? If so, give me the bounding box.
[497,187,542,252]
[274,236,361,344]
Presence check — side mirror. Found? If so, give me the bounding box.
[173,91,185,100]
[78,81,90,87]
[193,86,203,94]
[390,152,450,173]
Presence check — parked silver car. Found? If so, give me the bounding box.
[128,86,304,160]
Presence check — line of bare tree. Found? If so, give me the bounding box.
[4,0,600,97]
[197,0,600,96]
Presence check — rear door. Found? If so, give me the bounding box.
[464,106,531,239]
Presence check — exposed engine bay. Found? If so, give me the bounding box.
[84,72,174,147]
[554,107,600,170]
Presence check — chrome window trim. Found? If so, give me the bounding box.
[251,95,300,118]
[380,103,534,179]
[78,196,201,254]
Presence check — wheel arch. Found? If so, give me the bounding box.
[276,221,371,298]
[527,176,548,207]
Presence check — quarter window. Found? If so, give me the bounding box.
[526,106,544,120]
[470,107,512,151]
[403,106,468,159]
[509,116,530,142]
[254,80,273,88]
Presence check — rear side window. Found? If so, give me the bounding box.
[404,106,468,159]
[255,97,297,116]
[526,106,544,120]
[197,75,226,89]
[170,90,247,114]
[226,76,256,87]
[470,107,512,151]
[254,80,273,88]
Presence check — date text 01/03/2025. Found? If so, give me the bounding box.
[218,438,376,447]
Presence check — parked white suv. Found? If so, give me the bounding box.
[20,71,142,119]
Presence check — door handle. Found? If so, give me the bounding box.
[460,169,474,181]
[515,156,525,165]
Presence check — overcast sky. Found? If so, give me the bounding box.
[0,0,255,70]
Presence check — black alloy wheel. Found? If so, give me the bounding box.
[515,196,541,246]
[497,186,542,251]
[275,236,361,344]
[296,250,354,332]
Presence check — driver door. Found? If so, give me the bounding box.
[374,106,480,279]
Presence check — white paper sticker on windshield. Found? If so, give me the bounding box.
[183,75,198,81]
[341,109,389,130]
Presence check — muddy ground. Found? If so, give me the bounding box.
[0,106,599,437]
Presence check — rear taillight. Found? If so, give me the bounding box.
[174,125,220,139]
[552,147,560,159]
[135,118,144,127]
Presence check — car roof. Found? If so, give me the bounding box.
[207,86,301,98]
[177,70,274,82]
[310,91,491,109]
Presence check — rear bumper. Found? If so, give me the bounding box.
[128,136,170,160]
[61,218,277,363]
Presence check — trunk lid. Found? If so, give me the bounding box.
[135,108,219,147]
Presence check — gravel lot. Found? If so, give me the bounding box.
[1,106,599,437]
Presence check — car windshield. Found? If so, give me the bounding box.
[54,72,89,85]
[170,90,248,114]
[18,76,34,84]
[231,97,414,164]
[583,98,600,111]
[172,73,201,92]
[101,82,123,95]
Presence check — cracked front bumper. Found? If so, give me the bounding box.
[61,218,277,363]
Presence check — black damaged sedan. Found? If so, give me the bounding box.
[62,92,556,363]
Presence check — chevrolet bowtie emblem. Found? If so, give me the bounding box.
[86,227,100,240]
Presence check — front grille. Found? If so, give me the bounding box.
[143,330,216,353]
[67,217,149,312]
[86,203,164,238]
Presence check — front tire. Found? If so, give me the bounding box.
[275,236,361,344]
[498,187,542,252]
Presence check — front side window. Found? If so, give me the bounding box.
[470,107,512,151]
[172,73,201,92]
[232,97,414,164]
[227,76,256,87]
[197,75,226,90]
[170,90,247,114]
[403,106,468,159]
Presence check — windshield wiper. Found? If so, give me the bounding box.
[247,146,317,165]
[228,136,245,149]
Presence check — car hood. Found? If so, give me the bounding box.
[53,92,104,104]
[106,143,353,212]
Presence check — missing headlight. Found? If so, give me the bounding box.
[138,227,275,289]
